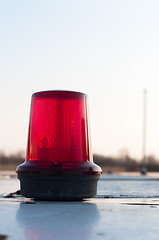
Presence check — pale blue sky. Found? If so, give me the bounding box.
[1,0,159,158]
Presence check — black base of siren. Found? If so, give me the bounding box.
[18,174,100,200]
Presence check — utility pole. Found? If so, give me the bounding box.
[141,89,147,175]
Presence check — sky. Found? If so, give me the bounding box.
[1,0,159,159]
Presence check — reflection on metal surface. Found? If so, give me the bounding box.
[0,234,8,240]
[16,202,100,240]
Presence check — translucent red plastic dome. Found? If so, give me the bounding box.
[17,90,101,175]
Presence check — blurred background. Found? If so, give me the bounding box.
[1,0,159,173]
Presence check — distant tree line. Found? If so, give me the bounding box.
[93,154,159,172]
[0,151,25,171]
[1,150,159,172]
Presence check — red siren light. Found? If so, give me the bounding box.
[17,90,102,200]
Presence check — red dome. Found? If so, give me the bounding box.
[17,90,101,175]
